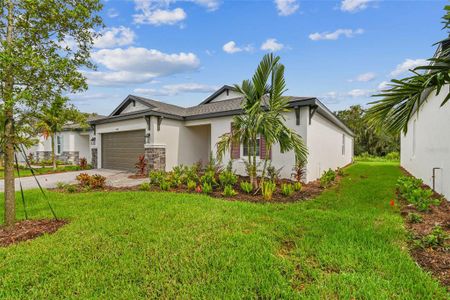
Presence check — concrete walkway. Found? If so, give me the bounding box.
[0,169,148,191]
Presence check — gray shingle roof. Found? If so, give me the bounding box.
[91,94,354,136]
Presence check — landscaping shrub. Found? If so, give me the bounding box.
[336,167,344,177]
[222,185,237,197]
[149,170,165,185]
[76,173,91,187]
[186,165,200,183]
[187,180,197,191]
[90,174,106,189]
[135,155,147,176]
[56,182,67,189]
[418,226,449,249]
[396,176,440,211]
[261,181,276,200]
[205,152,222,173]
[159,180,171,191]
[66,185,77,193]
[79,157,88,170]
[140,182,150,191]
[281,183,294,197]
[320,169,336,188]
[291,159,306,183]
[385,151,400,161]
[202,182,213,194]
[201,170,217,186]
[240,181,253,194]
[219,170,237,187]
[267,164,282,183]
[407,213,423,224]
[293,182,302,192]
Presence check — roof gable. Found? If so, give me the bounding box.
[199,85,240,105]
[110,95,155,116]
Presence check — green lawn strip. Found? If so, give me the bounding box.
[0,165,82,179]
[0,162,447,298]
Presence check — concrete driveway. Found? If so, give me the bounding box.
[0,169,148,191]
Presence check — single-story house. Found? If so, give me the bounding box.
[89,86,354,182]
[25,115,103,165]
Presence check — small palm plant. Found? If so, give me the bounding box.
[216,53,308,189]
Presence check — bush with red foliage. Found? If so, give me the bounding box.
[135,155,148,176]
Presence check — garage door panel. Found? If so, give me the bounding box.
[102,130,145,171]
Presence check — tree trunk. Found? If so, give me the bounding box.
[3,0,15,227]
[252,137,258,189]
[51,134,57,170]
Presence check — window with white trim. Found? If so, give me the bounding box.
[243,138,260,157]
[56,135,63,155]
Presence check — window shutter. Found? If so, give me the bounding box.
[230,123,240,159]
[260,137,271,160]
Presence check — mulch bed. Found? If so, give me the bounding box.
[53,175,342,204]
[398,167,450,288]
[0,219,68,247]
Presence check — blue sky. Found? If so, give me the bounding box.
[71,0,447,115]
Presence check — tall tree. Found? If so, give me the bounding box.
[366,6,450,134]
[336,105,399,156]
[216,54,308,188]
[37,96,88,170]
[0,0,102,226]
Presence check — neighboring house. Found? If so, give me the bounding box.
[26,115,103,165]
[89,86,354,182]
[400,85,450,200]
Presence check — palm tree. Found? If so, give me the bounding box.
[216,54,308,188]
[367,6,450,134]
[36,96,87,170]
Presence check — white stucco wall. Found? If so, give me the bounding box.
[401,86,450,200]
[197,109,309,180]
[306,112,353,182]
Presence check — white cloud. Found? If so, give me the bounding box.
[349,72,376,82]
[135,7,186,25]
[377,81,390,90]
[309,28,364,41]
[133,0,220,26]
[347,89,372,98]
[86,47,200,86]
[134,83,218,97]
[275,0,299,16]
[107,8,119,18]
[389,58,427,77]
[340,0,373,12]
[192,0,221,11]
[261,38,284,52]
[94,27,136,48]
[133,0,186,26]
[222,41,252,54]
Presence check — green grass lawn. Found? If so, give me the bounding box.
[0,165,82,179]
[0,162,447,298]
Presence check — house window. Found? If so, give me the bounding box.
[342,134,345,155]
[243,138,260,157]
[412,119,416,157]
[56,135,62,155]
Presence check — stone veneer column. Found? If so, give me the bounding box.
[145,146,166,171]
[91,148,98,169]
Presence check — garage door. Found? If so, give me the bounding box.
[101,130,145,171]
